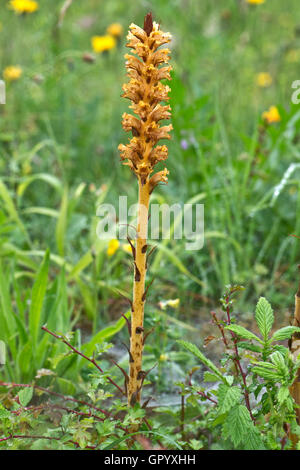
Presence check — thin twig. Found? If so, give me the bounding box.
[41,326,125,396]
[0,381,110,417]
[225,297,255,423]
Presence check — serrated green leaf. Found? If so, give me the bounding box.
[225,324,262,343]
[218,385,242,414]
[222,405,253,448]
[237,341,262,353]
[19,387,33,407]
[243,427,265,450]
[203,371,219,382]
[271,326,300,342]
[255,297,274,341]
[0,404,10,419]
[177,340,229,384]
[270,351,289,376]
[252,365,281,381]
[277,386,290,405]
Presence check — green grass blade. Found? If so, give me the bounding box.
[29,249,50,347]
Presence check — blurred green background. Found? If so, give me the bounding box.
[0,0,300,384]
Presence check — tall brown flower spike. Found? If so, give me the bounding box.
[118,13,172,406]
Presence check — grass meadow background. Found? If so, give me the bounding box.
[0,0,300,388]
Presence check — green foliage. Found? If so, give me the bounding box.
[222,405,263,450]
[18,387,33,407]
[177,291,300,450]
[0,0,300,451]
[255,297,274,342]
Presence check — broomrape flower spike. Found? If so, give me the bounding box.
[119,12,172,407]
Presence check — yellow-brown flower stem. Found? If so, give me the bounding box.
[289,269,300,447]
[128,177,150,406]
[119,12,172,408]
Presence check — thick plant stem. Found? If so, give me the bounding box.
[128,178,150,406]
[289,268,300,447]
[119,14,172,406]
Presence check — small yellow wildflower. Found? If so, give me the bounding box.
[247,0,265,4]
[159,298,180,310]
[91,35,116,53]
[262,106,281,124]
[159,354,169,362]
[256,72,272,88]
[107,239,120,256]
[122,243,132,255]
[3,65,22,81]
[107,23,123,38]
[9,0,39,14]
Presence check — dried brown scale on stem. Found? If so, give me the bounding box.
[118,13,172,406]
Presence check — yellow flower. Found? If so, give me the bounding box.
[247,0,265,4]
[256,72,272,88]
[9,0,39,14]
[159,354,169,362]
[122,243,133,255]
[3,65,22,81]
[107,23,123,38]
[262,106,281,124]
[107,239,120,256]
[159,298,180,310]
[91,35,116,53]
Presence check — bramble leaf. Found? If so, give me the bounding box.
[0,404,10,419]
[271,326,300,342]
[18,387,33,407]
[255,297,274,341]
[218,385,242,414]
[277,386,290,405]
[225,324,262,343]
[222,405,254,448]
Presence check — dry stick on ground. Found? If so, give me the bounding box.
[118,13,172,406]
[289,266,300,446]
